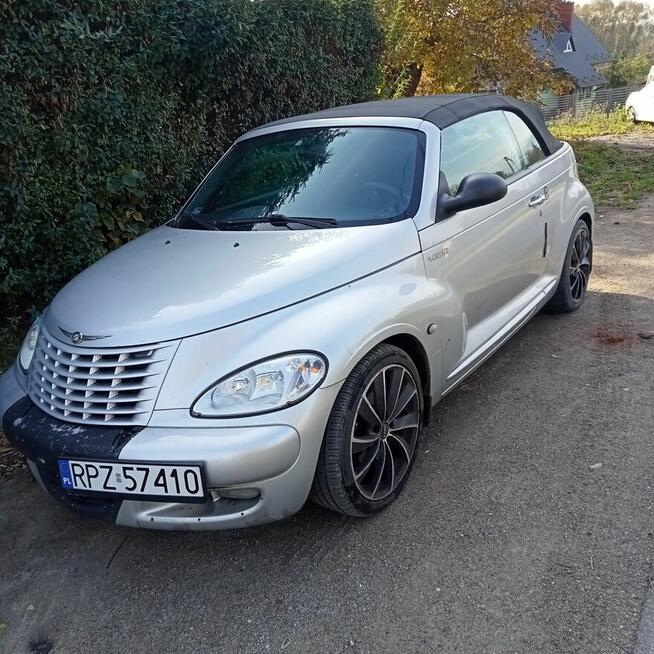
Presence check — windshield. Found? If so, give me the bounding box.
[174,126,425,230]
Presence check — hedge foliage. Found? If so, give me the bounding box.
[0,0,380,341]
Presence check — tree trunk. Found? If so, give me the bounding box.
[401,63,423,97]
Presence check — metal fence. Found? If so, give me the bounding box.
[540,85,643,120]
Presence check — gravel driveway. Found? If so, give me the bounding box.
[1,192,653,654]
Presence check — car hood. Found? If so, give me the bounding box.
[45,222,421,347]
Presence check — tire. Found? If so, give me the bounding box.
[545,219,592,313]
[311,343,423,517]
[627,106,639,124]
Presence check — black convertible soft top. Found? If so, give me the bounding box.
[264,94,562,156]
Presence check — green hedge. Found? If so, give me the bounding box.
[0,0,380,343]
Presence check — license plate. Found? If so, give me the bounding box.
[58,459,206,502]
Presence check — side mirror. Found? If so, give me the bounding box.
[437,173,508,220]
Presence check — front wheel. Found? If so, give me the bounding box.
[311,344,423,516]
[627,106,639,124]
[545,219,592,313]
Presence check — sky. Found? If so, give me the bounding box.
[575,0,654,5]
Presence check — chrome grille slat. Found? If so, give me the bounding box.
[33,394,149,416]
[34,351,160,381]
[35,368,156,393]
[37,347,166,368]
[28,329,177,426]
[33,383,146,405]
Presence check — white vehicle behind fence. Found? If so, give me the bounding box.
[627,79,654,124]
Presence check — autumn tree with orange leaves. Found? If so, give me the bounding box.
[378,0,573,99]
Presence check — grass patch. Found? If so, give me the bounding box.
[549,108,654,140]
[548,108,654,207]
[571,140,654,208]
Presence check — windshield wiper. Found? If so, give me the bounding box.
[177,210,220,231]
[221,214,339,229]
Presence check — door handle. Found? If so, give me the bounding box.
[528,194,546,208]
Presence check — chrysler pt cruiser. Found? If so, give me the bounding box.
[0,95,594,530]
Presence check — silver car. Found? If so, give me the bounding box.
[0,94,594,530]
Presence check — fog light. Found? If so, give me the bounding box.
[218,488,260,500]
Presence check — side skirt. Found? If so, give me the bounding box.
[440,278,558,399]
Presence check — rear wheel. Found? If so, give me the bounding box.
[545,219,592,313]
[627,106,639,124]
[311,344,423,516]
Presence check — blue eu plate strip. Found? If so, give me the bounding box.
[58,459,74,488]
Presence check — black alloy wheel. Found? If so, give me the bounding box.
[545,219,593,313]
[349,364,420,501]
[312,344,424,516]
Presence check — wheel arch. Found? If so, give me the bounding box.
[578,211,593,238]
[381,333,432,426]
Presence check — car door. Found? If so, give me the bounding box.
[503,110,558,264]
[419,110,548,388]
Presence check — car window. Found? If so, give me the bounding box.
[440,111,524,194]
[504,111,546,168]
[176,126,425,230]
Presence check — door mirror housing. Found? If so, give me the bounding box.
[437,173,508,220]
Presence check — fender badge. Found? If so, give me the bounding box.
[427,247,449,263]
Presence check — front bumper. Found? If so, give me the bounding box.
[1,365,340,530]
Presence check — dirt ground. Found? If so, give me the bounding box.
[1,161,653,653]
[590,132,654,153]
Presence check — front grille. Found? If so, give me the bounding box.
[28,329,178,426]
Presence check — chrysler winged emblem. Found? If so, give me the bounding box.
[59,327,110,344]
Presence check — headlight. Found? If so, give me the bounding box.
[192,352,327,417]
[18,317,41,373]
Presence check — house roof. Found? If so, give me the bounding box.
[262,93,563,155]
[530,15,613,88]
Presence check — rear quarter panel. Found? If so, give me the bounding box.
[545,142,594,277]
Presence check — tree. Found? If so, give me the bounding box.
[609,53,652,85]
[377,0,572,99]
[577,0,654,58]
